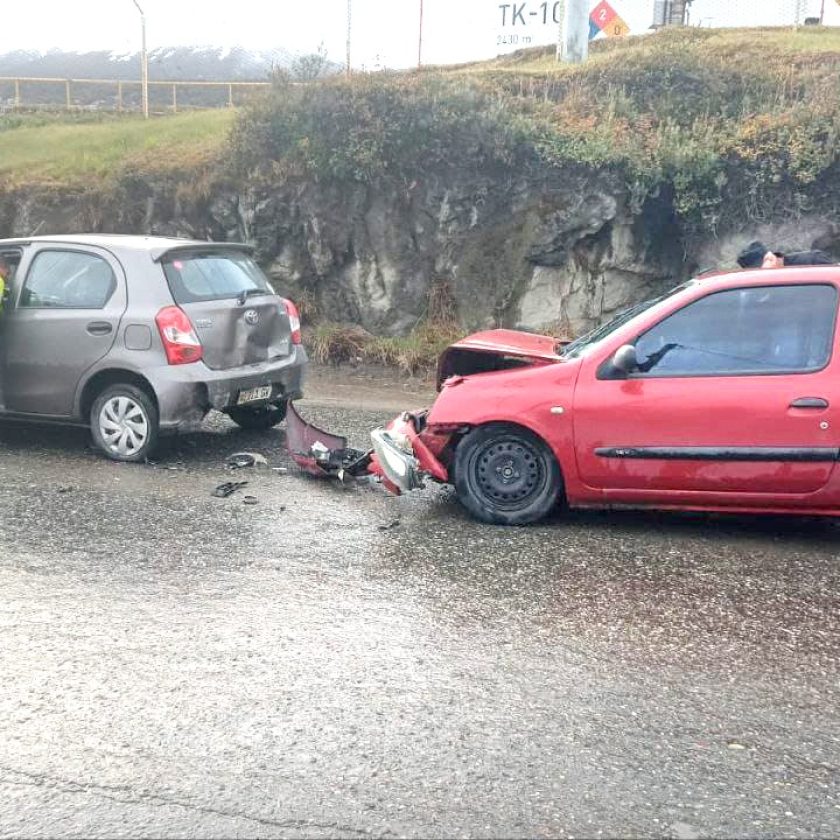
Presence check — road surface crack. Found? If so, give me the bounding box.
[0,762,382,837]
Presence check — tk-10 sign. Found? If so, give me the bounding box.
[496,1,630,49]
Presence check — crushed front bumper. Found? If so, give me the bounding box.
[284,403,450,496]
[369,413,450,495]
[370,428,424,493]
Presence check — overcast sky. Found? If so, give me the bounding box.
[6,0,840,68]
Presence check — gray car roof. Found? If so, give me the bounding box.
[0,234,253,261]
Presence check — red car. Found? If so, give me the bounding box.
[367,266,840,524]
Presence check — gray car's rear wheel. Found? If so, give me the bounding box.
[227,401,287,431]
[453,423,562,525]
[91,384,159,462]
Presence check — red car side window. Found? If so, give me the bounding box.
[633,284,837,377]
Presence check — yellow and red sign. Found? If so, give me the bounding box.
[589,0,630,40]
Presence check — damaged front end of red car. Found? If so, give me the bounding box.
[284,399,456,495]
[369,411,456,495]
[285,327,564,496]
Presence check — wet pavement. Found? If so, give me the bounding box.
[0,367,839,839]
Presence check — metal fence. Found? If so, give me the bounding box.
[686,0,829,28]
[0,77,271,114]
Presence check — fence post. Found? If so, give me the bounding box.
[228,83,234,107]
[117,80,123,111]
[14,78,20,110]
[65,79,71,109]
[172,83,177,113]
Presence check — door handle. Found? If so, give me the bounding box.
[789,397,829,409]
[86,321,113,336]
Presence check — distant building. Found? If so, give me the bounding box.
[652,0,692,27]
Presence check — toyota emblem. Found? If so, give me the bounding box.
[244,309,259,326]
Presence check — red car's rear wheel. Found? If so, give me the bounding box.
[454,423,562,525]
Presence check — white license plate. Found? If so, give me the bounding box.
[237,386,272,405]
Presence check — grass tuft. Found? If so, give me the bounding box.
[309,321,462,375]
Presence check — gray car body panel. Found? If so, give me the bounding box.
[0,234,307,432]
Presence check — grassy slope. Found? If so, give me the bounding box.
[0,109,235,187]
[463,25,840,72]
[3,26,840,191]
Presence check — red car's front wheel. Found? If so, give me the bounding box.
[453,423,562,525]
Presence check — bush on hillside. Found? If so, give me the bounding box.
[228,26,840,232]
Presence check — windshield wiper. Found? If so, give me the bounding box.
[237,288,268,306]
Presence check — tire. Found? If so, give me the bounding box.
[227,401,288,431]
[453,423,562,526]
[91,383,159,463]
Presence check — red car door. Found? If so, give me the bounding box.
[572,281,840,501]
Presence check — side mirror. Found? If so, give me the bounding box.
[612,344,639,374]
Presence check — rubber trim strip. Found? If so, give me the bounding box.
[594,447,840,462]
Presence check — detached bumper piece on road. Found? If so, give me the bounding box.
[284,402,440,496]
[285,402,372,480]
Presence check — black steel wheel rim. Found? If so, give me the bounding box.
[470,436,546,511]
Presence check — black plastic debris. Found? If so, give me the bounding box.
[212,480,248,498]
[243,496,259,505]
[378,519,401,531]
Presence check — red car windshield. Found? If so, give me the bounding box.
[561,281,694,359]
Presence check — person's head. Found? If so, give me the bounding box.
[737,240,770,269]
[0,256,9,280]
[762,251,785,269]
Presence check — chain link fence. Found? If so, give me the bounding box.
[687,0,827,27]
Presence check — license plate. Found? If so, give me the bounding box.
[237,386,272,405]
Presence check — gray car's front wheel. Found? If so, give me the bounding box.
[91,384,159,462]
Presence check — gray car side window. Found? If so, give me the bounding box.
[21,250,116,310]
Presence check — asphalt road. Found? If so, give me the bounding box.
[0,367,838,839]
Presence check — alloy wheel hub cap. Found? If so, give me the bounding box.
[100,397,148,456]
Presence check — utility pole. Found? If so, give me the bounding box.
[559,0,589,63]
[131,0,149,118]
[417,0,424,68]
[346,0,352,77]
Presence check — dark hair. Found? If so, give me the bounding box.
[737,240,769,269]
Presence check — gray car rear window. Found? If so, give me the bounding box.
[162,253,273,304]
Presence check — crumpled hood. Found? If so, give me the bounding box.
[436,328,563,389]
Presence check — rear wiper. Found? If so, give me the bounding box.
[237,288,268,306]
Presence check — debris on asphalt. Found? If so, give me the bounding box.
[272,467,289,475]
[378,519,401,531]
[226,452,269,470]
[57,486,74,494]
[145,459,186,471]
[310,441,331,463]
[212,481,249,498]
[285,402,372,479]
[243,495,259,505]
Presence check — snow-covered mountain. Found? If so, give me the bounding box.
[0,45,302,81]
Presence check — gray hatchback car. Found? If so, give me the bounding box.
[0,234,307,461]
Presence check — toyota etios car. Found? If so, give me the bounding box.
[0,235,306,461]
[366,266,840,525]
